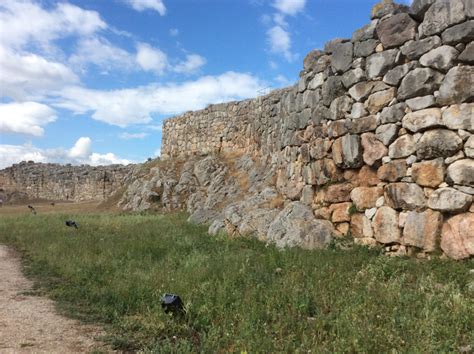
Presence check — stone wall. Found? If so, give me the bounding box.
[0,161,133,202]
[160,0,474,259]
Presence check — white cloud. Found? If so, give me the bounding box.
[173,54,206,74]
[272,0,306,16]
[54,71,265,127]
[0,102,57,137]
[136,43,168,74]
[119,132,148,140]
[69,137,92,158]
[124,0,166,15]
[267,25,293,61]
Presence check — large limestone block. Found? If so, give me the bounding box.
[419,45,459,72]
[403,209,442,251]
[440,212,474,259]
[267,202,334,249]
[322,76,345,106]
[458,41,474,63]
[354,39,379,57]
[441,20,474,44]
[402,108,443,133]
[389,135,416,159]
[331,42,353,73]
[416,129,463,159]
[366,49,400,79]
[437,66,474,105]
[384,182,427,210]
[376,13,417,48]
[465,136,474,158]
[401,36,441,59]
[373,206,401,244]
[361,133,388,166]
[420,0,466,37]
[365,88,396,114]
[350,213,374,238]
[427,187,472,212]
[398,68,444,100]
[380,103,406,124]
[405,95,436,111]
[342,68,366,89]
[412,158,445,187]
[330,202,352,222]
[352,20,378,42]
[377,160,407,182]
[323,183,353,203]
[409,0,436,20]
[351,186,384,210]
[329,96,352,120]
[376,124,399,146]
[383,62,416,86]
[446,159,474,186]
[332,134,363,169]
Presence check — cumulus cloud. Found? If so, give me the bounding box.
[69,137,92,159]
[124,0,166,15]
[54,71,265,126]
[0,102,57,136]
[136,43,168,74]
[119,132,148,140]
[267,25,293,61]
[173,54,206,74]
[272,0,306,16]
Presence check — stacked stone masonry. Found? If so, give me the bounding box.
[161,0,474,259]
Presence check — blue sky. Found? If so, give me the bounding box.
[0,0,410,168]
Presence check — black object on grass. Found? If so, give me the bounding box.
[65,220,79,229]
[161,293,185,315]
[28,205,37,214]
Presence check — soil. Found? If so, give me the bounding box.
[0,245,111,353]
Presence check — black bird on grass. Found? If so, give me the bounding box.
[161,293,185,315]
[27,205,37,215]
[65,220,79,229]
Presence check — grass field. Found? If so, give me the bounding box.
[0,209,473,352]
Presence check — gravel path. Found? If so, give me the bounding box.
[0,245,110,353]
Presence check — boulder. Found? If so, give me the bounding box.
[441,20,474,44]
[323,183,353,203]
[465,136,474,158]
[350,186,384,210]
[403,209,442,251]
[351,213,374,238]
[322,76,345,106]
[402,108,443,132]
[373,206,401,244]
[416,129,463,159]
[329,96,352,120]
[188,209,220,225]
[376,123,399,146]
[409,0,436,20]
[420,0,466,37]
[303,49,325,73]
[354,39,379,57]
[308,159,340,186]
[349,102,368,119]
[376,13,418,48]
[377,160,407,182]
[332,134,363,169]
[419,45,459,72]
[446,159,474,186]
[437,66,474,105]
[342,68,366,88]
[348,81,377,101]
[389,135,416,159]
[458,41,474,63]
[412,158,445,187]
[440,212,474,259]
[400,36,441,59]
[328,120,348,138]
[379,103,406,124]
[365,88,396,114]
[398,68,444,100]
[331,42,353,73]
[208,219,225,236]
[330,202,352,222]
[267,202,334,249]
[427,187,472,212]
[405,95,435,111]
[384,182,427,210]
[383,62,417,86]
[361,132,388,166]
[325,38,348,54]
[347,116,377,134]
[366,49,400,79]
[238,208,279,238]
[352,20,378,42]
[441,103,474,131]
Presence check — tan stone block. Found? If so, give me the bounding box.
[412,158,445,188]
[330,202,353,222]
[377,160,407,182]
[403,209,443,252]
[350,213,373,238]
[373,206,401,244]
[441,213,474,260]
[350,186,384,210]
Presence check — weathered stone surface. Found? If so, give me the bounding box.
[348,81,378,101]
[376,13,417,48]
[267,202,334,249]
[437,66,474,105]
[354,39,379,57]
[446,159,474,186]
[371,0,409,19]
[238,208,279,237]
[412,158,445,187]
[376,124,399,145]
[441,20,474,44]
[325,38,348,54]
[351,186,384,210]
[309,159,340,186]
[349,102,368,119]
[188,208,220,225]
[419,45,459,71]
[361,133,388,166]
[465,136,474,158]
[398,68,444,100]
[389,135,416,159]
[351,165,381,186]
[322,76,345,106]
[332,134,363,169]
[405,95,435,110]
[330,202,352,222]
[458,41,474,63]
[303,49,324,73]
[402,108,443,132]
[365,88,396,114]
[416,129,463,159]
[383,62,416,86]
[440,212,474,259]
[420,0,466,37]
[331,42,353,73]
[351,213,373,238]
[373,206,401,243]
[378,160,407,181]
[401,36,441,59]
[379,103,406,124]
[403,209,442,251]
[328,120,348,138]
[342,68,366,88]
[409,0,436,20]
[347,116,378,134]
[323,183,353,203]
[366,49,400,79]
[427,187,472,212]
[329,96,352,120]
[352,20,378,42]
[445,105,474,135]
[385,182,427,210]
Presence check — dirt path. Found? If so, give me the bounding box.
[0,245,111,353]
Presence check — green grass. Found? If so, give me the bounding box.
[0,212,473,352]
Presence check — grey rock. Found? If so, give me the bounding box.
[371,0,409,19]
[389,134,417,158]
[402,209,442,252]
[442,103,474,131]
[349,102,368,119]
[416,129,463,159]
[239,208,279,237]
[398,68,444,100]
[419,45,459,71]
[380,103,406,124]
[373,206,401,244]
[405,95,435,110]
[410,0,437,20]
[187,208,220,225]
[329,96,352,120]
[308,72,325,89]
[342,68,366,88]
[446,159,474,186]
[325,38,349,54]
[354,39,379,57]
[348,81,377,101]
[402,108,444,132]
[441,20,474,44]
[322,76,345,106]
[400,36,442,59]
[445,150,466,164]
[465,136,474,158]
[303,49,325,73]
[376,123,400,145]
[437,66,474,105]
[366,49,400,79]
[376,13,418,48]
[352,20,378,42]
[384,182,427,210]
[383,62,417,86]
[420,0,466,37]
[427,187,472,212]
[208,219,225,236]
[347,116,378,134]
[458,41,474,63]
[332,134,363,168]
[331,42,353,73]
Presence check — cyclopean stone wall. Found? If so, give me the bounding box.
[160,0,474,259]
[0,161,133,202]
